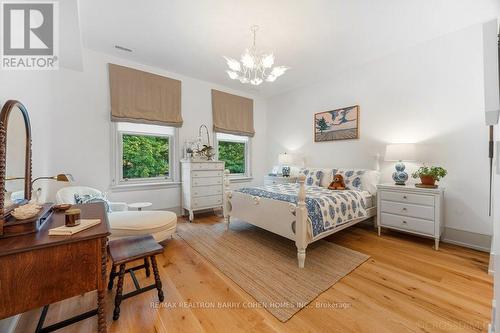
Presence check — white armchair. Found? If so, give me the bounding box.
[56,186,177,242]
[55,186,128,211]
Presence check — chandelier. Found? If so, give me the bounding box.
[224,25,288,86]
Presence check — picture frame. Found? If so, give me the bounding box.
[314,105,359,142]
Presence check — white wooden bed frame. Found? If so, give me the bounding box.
[223,171,377,268]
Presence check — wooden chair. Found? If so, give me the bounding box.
[107,235,164,320]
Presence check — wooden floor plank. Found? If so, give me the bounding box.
[15,217,492,333]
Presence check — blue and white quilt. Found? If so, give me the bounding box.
[236,183,368,238]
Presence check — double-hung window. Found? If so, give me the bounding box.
[215,133,251,178]
[113,122,177,187]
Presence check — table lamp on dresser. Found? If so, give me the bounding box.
[384,143,416,185]
[278,152,293,177]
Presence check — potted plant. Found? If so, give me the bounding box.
[412,166,447,186]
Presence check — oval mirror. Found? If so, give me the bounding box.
[0,100,32,216]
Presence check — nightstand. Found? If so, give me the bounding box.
[376,183,444,250]
[263,175,297,185]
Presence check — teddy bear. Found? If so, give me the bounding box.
[328,174,346,190]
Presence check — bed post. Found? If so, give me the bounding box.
[223,169,232,231]
[296,175,308,268]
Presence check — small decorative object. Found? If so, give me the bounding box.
[11,203,42,220]
[384,143,417,185]
[328,174,346,190]
[278,152,293,177]
[53,203,72,212]
[412,166,447,188]
[65,208,81,227]
[314,105,359,142]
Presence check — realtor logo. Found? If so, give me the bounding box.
[1,1,59,70]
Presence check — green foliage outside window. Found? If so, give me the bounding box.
[122,134,169,179]
[218,141,245,174]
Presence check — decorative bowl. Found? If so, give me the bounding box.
[11,203,43,220]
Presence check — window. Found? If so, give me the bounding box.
[113,122,177,186]
[216,133,251,178]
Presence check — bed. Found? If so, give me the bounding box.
[223,168,379,268]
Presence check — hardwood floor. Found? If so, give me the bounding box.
[15,215,492,333]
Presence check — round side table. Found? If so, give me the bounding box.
[128,202,153,211]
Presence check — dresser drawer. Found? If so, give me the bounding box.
[192,185,223,198]
[192,177,223,187]
[193,195,223,209]
[379,190,434,206]
[380,200,435,221]
[191,162,224,171]
[380,213,435,236]
[192,170,223,178]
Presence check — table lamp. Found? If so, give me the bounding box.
[384,144,416,185]
[278,153,293,177]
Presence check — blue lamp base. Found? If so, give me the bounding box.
[392,161,408,185]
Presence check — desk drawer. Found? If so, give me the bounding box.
[381,213,435,236]
[380,200,434,221]
[380,190,434,206]
[192,185,223,198]
[193,195,223,208]
[192,170,223,178]
[191,162,224,171]
[192,177,223,186]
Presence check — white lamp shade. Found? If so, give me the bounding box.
[278,153,293,165]
[384,144,417,162]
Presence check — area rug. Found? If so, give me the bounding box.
[177,220,369,322]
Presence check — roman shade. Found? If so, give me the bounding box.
[109,63,182,127]
[211,89,255,137]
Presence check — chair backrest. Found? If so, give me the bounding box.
[55,186,103,204]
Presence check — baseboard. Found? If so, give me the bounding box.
[0,315,20,333]
[442,227,491,252]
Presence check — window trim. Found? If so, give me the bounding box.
[111,122,179,189]
[214,133,252,180]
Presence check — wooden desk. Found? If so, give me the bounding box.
[0,203,110,332]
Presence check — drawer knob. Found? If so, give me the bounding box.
[402,207,407,211]
[403,195,408,199]
[402,220,407,224]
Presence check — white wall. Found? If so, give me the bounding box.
[0,49,268,211]
[266,23,491,236]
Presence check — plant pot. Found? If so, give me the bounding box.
[420,175,436,186]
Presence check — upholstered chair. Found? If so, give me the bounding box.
[55,186,177,242]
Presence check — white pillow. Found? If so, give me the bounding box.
[361,170,380,194]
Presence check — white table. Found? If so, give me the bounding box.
[128,202,152,211]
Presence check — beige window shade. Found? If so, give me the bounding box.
[212,89,254,137]
[109,63,182,127]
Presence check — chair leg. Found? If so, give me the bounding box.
[150,256,164,302]
[108,264,116,290]
[113,264,126,320]
[144,257,151,277]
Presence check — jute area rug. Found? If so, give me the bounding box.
[177,220,369,322]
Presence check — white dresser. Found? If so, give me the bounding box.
[181,160,225,222]
[376,184,444,250]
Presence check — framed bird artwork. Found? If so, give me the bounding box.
[314,105,359,142]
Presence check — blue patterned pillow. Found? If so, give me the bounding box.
[299,168,324,187]
[74,194,112,213]
[331,169,365,191]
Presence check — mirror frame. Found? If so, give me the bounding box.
[0,100,32,217]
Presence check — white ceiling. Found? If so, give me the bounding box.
[79,0,499,97]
